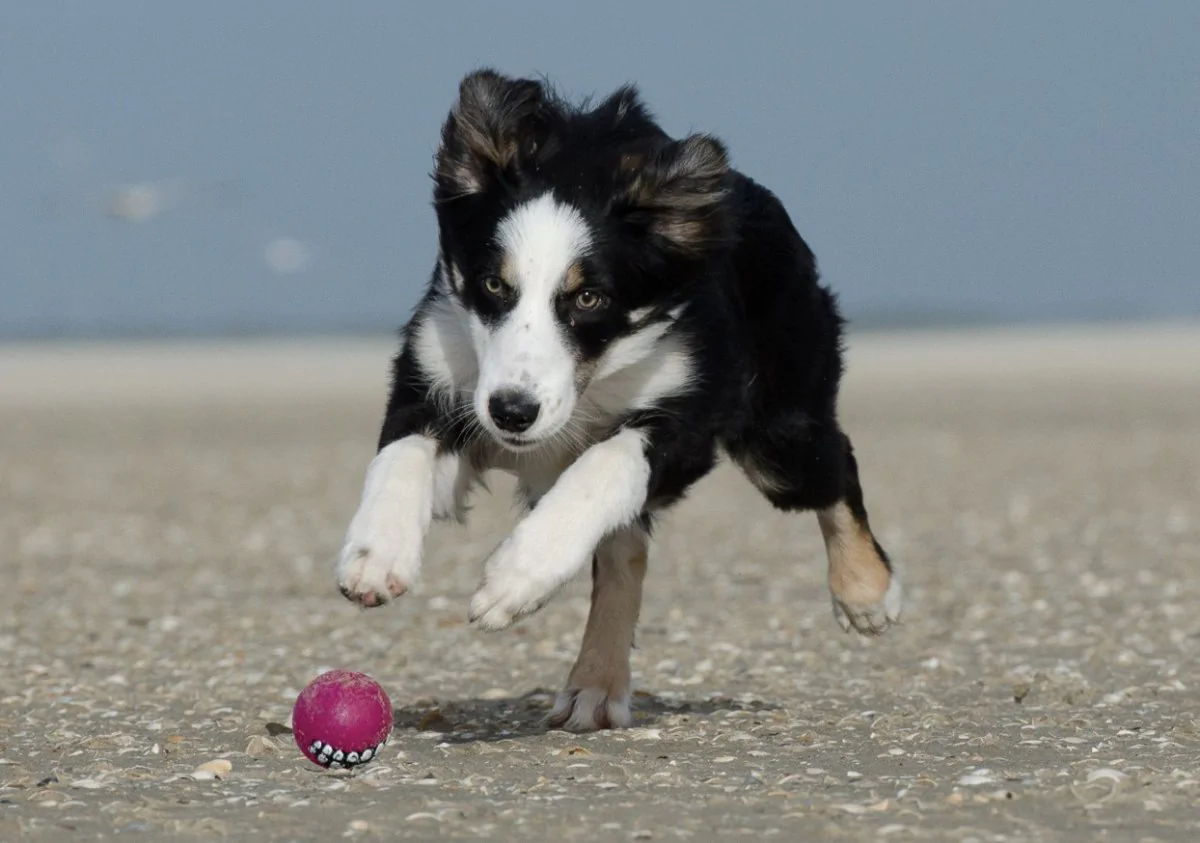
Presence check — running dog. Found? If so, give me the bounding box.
[335,69,901,731]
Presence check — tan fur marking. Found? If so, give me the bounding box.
[564,528,647,699]
[617,134,731,255]
[818,502,890,607]
[652,217,711,250]
[455,118,517,172]
[499,252,518,288]
[435,71,544,196]
[562,262,586,294]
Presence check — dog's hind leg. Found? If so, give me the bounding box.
[734,427,901,636]
[816,439,901,635]
[547,524,648,731]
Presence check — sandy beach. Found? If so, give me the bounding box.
[2,324,1198,841]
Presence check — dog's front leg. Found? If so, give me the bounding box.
[468,427,650,630]
[337,435,468,607]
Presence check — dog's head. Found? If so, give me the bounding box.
[431,69,733,451]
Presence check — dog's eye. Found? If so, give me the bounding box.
[482,276,506,298]
[574,290,605,311]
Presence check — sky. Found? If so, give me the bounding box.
[2,1,1198,338]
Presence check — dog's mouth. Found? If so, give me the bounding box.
[493,432,543,453]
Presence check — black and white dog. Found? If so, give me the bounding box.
[336,70,901,731]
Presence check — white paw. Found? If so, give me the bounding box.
[832,572,903,636]
[547,687,633,732]
[335,517,422,609]
[467,530,583,630]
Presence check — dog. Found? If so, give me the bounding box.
[335,69,901,731]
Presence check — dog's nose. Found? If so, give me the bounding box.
[488,388,540,434]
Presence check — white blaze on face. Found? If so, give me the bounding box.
[473,193,592,446]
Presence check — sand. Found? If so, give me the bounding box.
[2,324,1198,841]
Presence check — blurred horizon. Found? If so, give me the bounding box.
[3,1,1198,340]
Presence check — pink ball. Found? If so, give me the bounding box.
[292,669,393,769]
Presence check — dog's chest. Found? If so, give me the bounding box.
[484,412,613,504]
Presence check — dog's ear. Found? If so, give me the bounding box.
[614,133,733,258]
[435,69,548,197]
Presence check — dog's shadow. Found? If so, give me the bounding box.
[390,688,779,744]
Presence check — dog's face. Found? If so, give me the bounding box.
[431,70,732,451]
